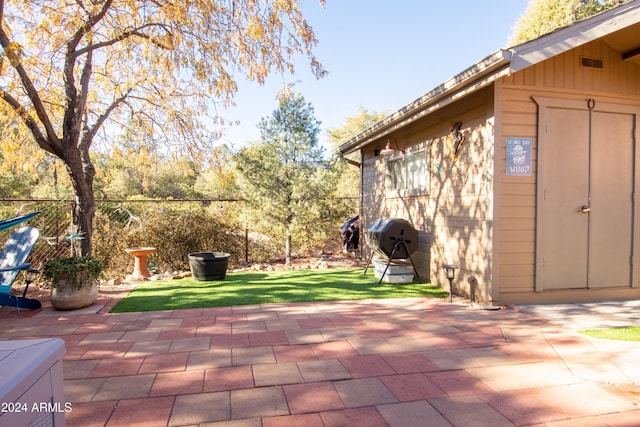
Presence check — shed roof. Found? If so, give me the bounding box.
[338,0,640,155]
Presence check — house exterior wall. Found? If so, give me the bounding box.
[357,34,640,304]
[495,38,640,304]
[360,87,496,300]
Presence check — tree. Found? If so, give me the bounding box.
[193,145,239,199]
[326,107,388,150]
[326,107,388,200]
[508,0,628,46]
[235,93,339,266]
[0,0,326,256]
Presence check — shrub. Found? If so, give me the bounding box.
[93,203,238,275]
[42,256,104,290]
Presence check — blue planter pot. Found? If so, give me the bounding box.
[188,252,230,281]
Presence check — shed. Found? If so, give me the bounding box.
[339,1,640,305]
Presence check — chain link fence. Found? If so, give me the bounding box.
[1,198,349,281]
[1,200,75,266]
[0,199,251,277]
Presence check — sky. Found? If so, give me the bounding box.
[219,0,531,153]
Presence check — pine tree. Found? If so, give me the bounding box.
[235,93,340,266]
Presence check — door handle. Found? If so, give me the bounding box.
[579,205,591,214]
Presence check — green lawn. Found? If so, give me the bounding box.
[110,268,447,313]
[580,326,640,342]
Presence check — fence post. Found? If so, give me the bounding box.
[245,228,249,264]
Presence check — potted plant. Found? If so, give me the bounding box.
[43,256,104,310]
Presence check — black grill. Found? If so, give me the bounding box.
[365,218,420,283]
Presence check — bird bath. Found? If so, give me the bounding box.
[125,247,156,280]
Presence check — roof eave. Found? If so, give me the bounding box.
[338,49,512,155]
[338,1,640,156]
[509,0,640,71]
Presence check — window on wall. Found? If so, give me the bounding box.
[385,142,430,197]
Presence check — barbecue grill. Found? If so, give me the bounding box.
[364,218,420,284]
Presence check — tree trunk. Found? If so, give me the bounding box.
[63,149,96,257]
[285,224,292,267]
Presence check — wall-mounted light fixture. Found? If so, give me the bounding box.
[380,137,405,157]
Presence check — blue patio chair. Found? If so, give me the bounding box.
[0,226,42,310]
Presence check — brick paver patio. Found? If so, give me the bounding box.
[1,297,639,426]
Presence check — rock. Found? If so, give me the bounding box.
[108,278,123,286]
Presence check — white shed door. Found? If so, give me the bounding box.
[538,104,635,290]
